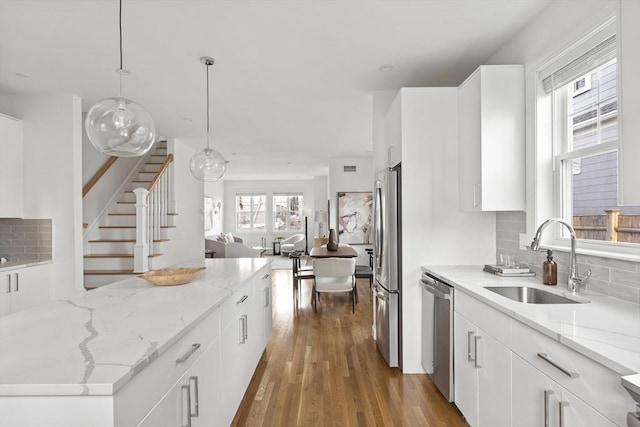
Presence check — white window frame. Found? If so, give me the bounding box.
[235,193,266,233]
[272,193,304,232]
[533,17,639,261]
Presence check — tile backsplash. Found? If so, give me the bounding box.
[496,211,640,304]
[0,218,52,262]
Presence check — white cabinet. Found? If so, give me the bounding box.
[258,266,273,349]
[383,92,402,167]
[0,263,50,317]
[454,311,511,427]
[458,65,525,211]
[138,339,222,427]
[512,355,615,427]
[0,114,24,218]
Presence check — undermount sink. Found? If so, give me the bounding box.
[484,286,586,304]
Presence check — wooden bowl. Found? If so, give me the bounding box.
[138,267,206,286]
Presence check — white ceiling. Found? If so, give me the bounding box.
[0,0,551,180]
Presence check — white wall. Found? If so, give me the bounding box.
[0,94,84,299]
[152,139,204,267]
[223,179,316,249]
[328,156,374,264]
[204,180,225,237]
[313,175,328,238]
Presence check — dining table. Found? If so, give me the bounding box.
[309,244,358,258]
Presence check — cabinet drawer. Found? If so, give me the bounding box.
[115,309,220,426]
[455,291,511,347]
[511,320,634,425]
[219,280,253,327]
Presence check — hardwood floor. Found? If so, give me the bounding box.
[232,269,466,426]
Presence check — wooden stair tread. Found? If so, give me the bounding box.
[88,239,170,243]
[99,225,176,229]
[84,253,163,258]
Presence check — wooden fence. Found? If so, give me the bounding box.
[573,210,640,243]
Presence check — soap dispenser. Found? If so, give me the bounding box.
[543,249,557,286]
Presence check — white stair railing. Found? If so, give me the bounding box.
[133,154,175,273]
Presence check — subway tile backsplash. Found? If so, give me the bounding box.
[0,218,52,262]
[496,211,640,304]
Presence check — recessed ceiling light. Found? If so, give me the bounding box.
[379,64,393,72]
[14,72,29,78]
[183,117,192,122]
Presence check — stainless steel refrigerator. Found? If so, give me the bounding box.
[373,164,401,369]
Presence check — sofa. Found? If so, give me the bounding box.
[280,234,306,255]
[205,233,261,258]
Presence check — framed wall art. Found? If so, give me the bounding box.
[337,191,373,245]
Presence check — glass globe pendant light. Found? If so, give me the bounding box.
[189,56,227,181]
[85,0,156,157]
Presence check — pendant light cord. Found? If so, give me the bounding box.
[118,0,123,98]
[206,62,211,149]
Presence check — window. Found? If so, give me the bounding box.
[236,194,266,232]
[273,193,303,232]
[542,27,640,247]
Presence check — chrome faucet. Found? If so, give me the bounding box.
[530,218,591,293]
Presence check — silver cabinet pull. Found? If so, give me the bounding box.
[237,295,248,305]
[474,335,482,368]
[262,273,270,279]
[238,315,248,344]
[189,376,199,417]
[537,353,580,378]
[5,274,11,294]
[467,331,475,362]
[176,343,201,364]
[559,401,570,427]
[181,384,192,427]
[242,314,248,341]
[544,390,554,427]
[13,273,18,292]
[263,287,270,308]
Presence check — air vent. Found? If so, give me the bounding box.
[343,165,357,172]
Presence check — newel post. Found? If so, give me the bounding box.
[134,187,150,273]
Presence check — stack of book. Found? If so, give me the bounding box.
[483,264,535,277]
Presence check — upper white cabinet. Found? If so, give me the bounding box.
[384,94,402,167]
[0,114,24,217]
[619,0,640,205]
[458,65,525,211]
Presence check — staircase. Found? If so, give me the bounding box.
[83,141,176,289]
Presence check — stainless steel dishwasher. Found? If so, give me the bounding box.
[421,272,454,402]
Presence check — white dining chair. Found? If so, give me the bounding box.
[311,257,357,313]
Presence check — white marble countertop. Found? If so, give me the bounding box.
[0,258,270,397]
[421,265,640,376]
[0,259,52,272]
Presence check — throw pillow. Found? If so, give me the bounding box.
[225,232,234,243]
[216,233,226,242]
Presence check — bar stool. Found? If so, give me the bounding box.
[289,251,314,306]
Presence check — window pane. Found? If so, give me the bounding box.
[273,194,303,231]
[562,151,640,242]
[235,194,266,232]
[568,59,617,151]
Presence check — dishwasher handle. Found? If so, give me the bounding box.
[421,280,451,300]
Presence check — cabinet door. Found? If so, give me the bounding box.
[138,341,222,427]
[512,354,562,427]
[220,311,251,425]
[559,388,616,427]
[476,329,511,427]
[260,268,273,349]
[458,69,482,212]
[10,264,50,314]
[453,312,479,427]
[0,114,24,218]
[0,272,11,317]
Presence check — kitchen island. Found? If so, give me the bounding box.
[0,258,272,427]
[422,265,639,426]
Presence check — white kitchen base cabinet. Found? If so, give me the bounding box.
[512,355,616,427]
[0,263,50,317]
[453,311,511,427]
[138,339,222,427]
